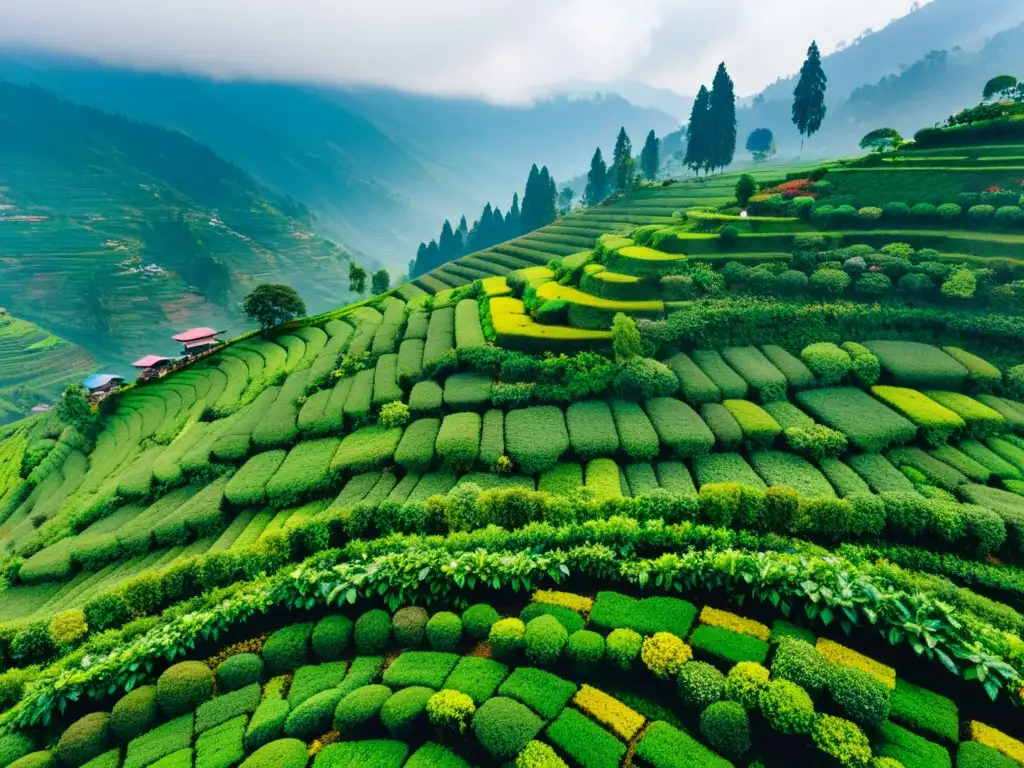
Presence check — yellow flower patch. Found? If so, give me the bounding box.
[481,277,511,297]
[573,684,645,741]
[533,590,593,614]
[967,721,1024,764]
[698,606,770,642]
[816,638,896,689]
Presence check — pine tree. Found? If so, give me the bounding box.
[457,216,469,254]
[611,128,634,193]
[640,130,660,181]
[542,166,557,225]
[584,147,608,206]
[438,219,457,262]
[478,203,495,248]
[520,164,542,234]
[413,242,428,276]
[425,240,440,272]
[708,63,737,174]
[792,41,828,151]
[684,86,711,176]
[492,207,505,242]
[506,193,520,239]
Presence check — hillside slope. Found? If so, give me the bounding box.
[0,80,358,381]
[0,51,677,263]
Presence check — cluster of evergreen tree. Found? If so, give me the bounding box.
[584,128,660,206]
[412,163,562,277]
[684,63,737,176]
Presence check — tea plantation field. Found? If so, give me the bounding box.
[5,138,1024,768]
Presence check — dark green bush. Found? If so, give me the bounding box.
[0,734,34,768]
[312,740,407,768]
[828,666,890,727]
[156,661,214,716]
[262,623,313,675]
[758,679,815,735]
[54,712,111,767]
[283,688,345,740]
[195,683,260,734]
[889,678,958,746]
[110,685,158,743]
[333,684,393,734]
[354,610,393,654]
[523,615,567,667]
[425,612,463,652]
[957,741,1016,768]
[676,661,726,712]
[488,619,525,662]
[518,602,584,634]
[497,667,577,721]
[311,615,353,662]
[216,653,264,693]
[239,738,308,768]
[566,630,604,674]
[699,701,751,760]
[689,625,768,667]
[244,684,290,752]
[605,629,643,671]
[392,607,429,649]
[471,697,543,760]
[335,656,385,697]
[771,638,830,695]
[379,686,433,739]
[443,656,509,706]
[546,708,625,768]
[382,651,459,689]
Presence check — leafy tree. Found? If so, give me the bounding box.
[557,187,576,215]
[684,86,711,175]
[859,128,903,153]
[745,128,776,162]
[584,147,609,206]
[735,174,758,207]
[792,41,828,150]
[371,268,390,295]
[242,283,306,329]
[611,127,635,193]
[55,384,96,434]
[640,130,660,180]
[707,63,737,173]
[349,262,368,294]
[611,313,642,362]
[984,75,1018,102]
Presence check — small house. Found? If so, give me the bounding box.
[132,354,173,380]
[172,327,222,356]
[82,373,124,401]
[31,404,50,413]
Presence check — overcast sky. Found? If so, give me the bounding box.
[0,0,930,102]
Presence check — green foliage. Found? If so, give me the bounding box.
[690,625,769,667]
[195,683,260,733]
[425,612,463,652]
[243,284,306,329]
[828,666,891,728]
[590,591,697,638]
[311,615,352,662]
[723,399,781,450]
[498,667,576,720]
[239,739,308,768]
[353,610,392,655]
[55,712,111,768]
[195,714,246,768]
[605,628,643,671]
[505,406,569,474]
[547,708,625,768]
[436,412,481,470]
[331,426,403,474]
[123,715,193,768]
[514,742,566,768]
[957,742,1016,768]
[676,660,725,712]
[283,687,345,740]
[797,387,915,452]
[565,629,604,673]
[314,741,407,768]
[262,623,312,675]
[565,401,619,460]
[700,700,751,760]
[378,685,433,739]
[392,606,429,649]
[333,684,392,734]
[735,174,758,206]
[636,721,732,768]
[874,721,951,768]
[801,343,850,386]
[889,678,958,746]
[646,397,715,457]
[110,685,158,743]
[724,661,770,709]
[156,661,213,716]
[642,632,692,679]
[471,697,543,760]
[523,615,568,667]
[610,400,660,462]
[382,651,459,689]
[489,618,526,662]
[812,716,871,768]
[443,656,509,706]
[759,678,815,735]
[462,604,500,641]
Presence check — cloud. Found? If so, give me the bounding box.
[0,0,924,102]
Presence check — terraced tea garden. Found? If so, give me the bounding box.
[6,133,1024,768]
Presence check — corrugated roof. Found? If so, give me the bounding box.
[132,355,171,368]
[83,373,124,390]
[172,327,219,342]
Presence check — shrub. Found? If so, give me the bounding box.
[810,268,851,296]
[797,387,914,452]
[312,741,407,768]
[690,625,769,667]
[699,701,750,760]
[759,679,814,735]
[462,604,500,641]
[332,685,392,733]
[157,661,213,716]
[641,632,692,679]
[196,683,260,733]
[700,403,743,450]
[262,623,312,675]
[911,203,936,220]
[813,715,872,768]
[392,606,429,649]
[968,204,996,223]
[284,687,345,740]
[111,685,158,743]
[382,651,459,689]
[942,268,977,299]
[238,739,308,768]
[217,653,264,693]
[354,610,392,654]
[0,735,34,768]
[472,697,543,760]
[379,685,433,739]
[566,630,604,674]
[426,689,475,734]
[610,400,660,461]
[828,666,891,728]
[605,628,643,671]
[646,397,715,457]
[523,615,567,666]
[55,712,111,767]
[489,618,526,662]
[855,272,891,297]
[515,742,567,768]
[785,424,847,461]
[436,412,482,470]
[311,615,352,662]
[871,386,965,445]
[723,399,781,450]
[721,346,788,403]
[424,612,462,652]
[676,661,725,712]
[957,742,1017,768]
[443,656,509,706]
[548,708,626,768]
[9,754,55,768]
[724,661,769,709]
[505,406,569,474]
[124,714,193,768]
[889,678,958,746]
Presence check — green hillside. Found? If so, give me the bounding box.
[6,116,1024,768]
[0,81,359,402]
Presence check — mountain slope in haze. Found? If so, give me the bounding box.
[0,51,677,264]
[0,80,357,380]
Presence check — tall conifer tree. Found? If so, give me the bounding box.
[438,219,456,262]
[684,86,710,176]
[611,128,634,193]
[584,147,608,206]
[413,242,428,276]
[792,41,828,150]
[640,130,660,181]
[708,63,737,173]
[520,164,541,233]
[506,193,521,239]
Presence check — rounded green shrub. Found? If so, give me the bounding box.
[677,661,726,712]
[311,615,353,661]
[392,607,429,649]
[828,666,890,727]
[641,632,691,679]
[566,630,604,674]
[699,701,751,760]
[110,685,158,742]
[239,738,309,768]
[426,612,463,652]
[0,734,34,768]
[332,684,392,733]
[524,615,567,667]
[426,689,476,734]
[216,653,264,693]
[379,686,434,739]
[489,618,526,662]
[262,623,313,675]
[283,688,345,740]
[156,660,213,716]
[812,715,871,768]
[54,712,111,767]
[758,679,815,735]
[9,752,55,768]
[515,741,567,768]
[472,697,543,760]
[724,662,769,710]
[771,638,830,695]
[354,610,393,654]
[605,629,643,671]
[462,604,500,641]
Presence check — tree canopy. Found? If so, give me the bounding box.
[349,262,368,295]
[792,41,828,145]
[735,174,758,207]
[745,128,776,162]
[983,75,1018,101]
[684,86,711,175]
[371,269,390,295]
[859,127,903,153]
[242,283,306,329]
[640,130,660,181]
[707,63,737,173]
[584,147,609,206]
